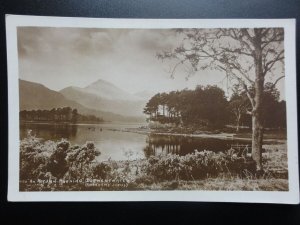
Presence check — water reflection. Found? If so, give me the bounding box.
[20,122,78,140]
[143,134,251,157]
[20,123,252,161]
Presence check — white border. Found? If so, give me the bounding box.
[6,15,299,203]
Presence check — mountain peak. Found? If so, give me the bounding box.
[60,86,81,92]
[87,78,114,88]
[83,78,140,101]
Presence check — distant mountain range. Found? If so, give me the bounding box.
[19,79,147,122]
[78,79,142,101]
[59,79,149,117]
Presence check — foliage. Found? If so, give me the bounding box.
[20,134,102,180]
[140,150,256,181]
[229,82,286,129]
[145,83,286,130]
[20,107,104,123]
[91,162,112,180]
[47,140,69,178]
[65,142,101,179]
[261,83,286,128]
[144,85,230,128]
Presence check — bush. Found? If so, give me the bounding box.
[47,140,70,178]
[92,162,112,179]
[135,175,155,185]
[20,135,101,180]
[65,141,101,179]
[141,150,256,181]
[20,136,56,180]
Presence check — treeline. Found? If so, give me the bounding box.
[229,83,286,131]
[144,84,286,130]
[20,107,104,123]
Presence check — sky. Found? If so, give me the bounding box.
[17,27,285,99]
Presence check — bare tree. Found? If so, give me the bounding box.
[157,28,284,171]
[229,93,249,132]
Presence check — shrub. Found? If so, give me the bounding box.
[20,136,56,180]
[20,135,101,180]
[141,150,256,181]
[135,175,155,185]
[65,141,100,179]
[47,140,70,178]
[92,162,112,179]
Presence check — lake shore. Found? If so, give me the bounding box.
[109,127,286,143]
[20,120,106,125]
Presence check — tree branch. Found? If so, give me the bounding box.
[241,29,255,45]
[270,76,285,88]
[263,50,284,76]
[261,29,284,49]
[226,29,254,52]
[246,110,252,115]
[242,83,255,109]
[220,47,253,57]
[261,28,271,37]
[218,64,255,109]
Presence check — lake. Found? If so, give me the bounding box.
[20,122,252,161]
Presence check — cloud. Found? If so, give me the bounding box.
[17,27,285,100]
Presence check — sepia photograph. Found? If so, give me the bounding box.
[6,16,299,202]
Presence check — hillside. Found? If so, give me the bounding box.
[83,79,140,101]
[19,79,145,122]
[60,79,147,117]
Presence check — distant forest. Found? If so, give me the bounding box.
[20,107,104,123]
[144,84,286,130]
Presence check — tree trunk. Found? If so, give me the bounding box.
[252,29,264,171]
[236,113,241,133]
[251,111,263,171]
[236,122,240,132]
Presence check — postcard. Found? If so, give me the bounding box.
[6,15,299,203]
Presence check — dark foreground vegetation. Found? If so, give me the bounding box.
[20,107,104,123]
[20,134,288,191]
